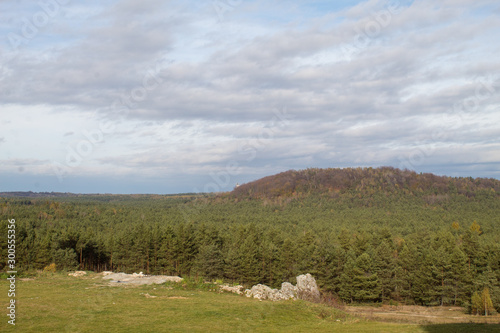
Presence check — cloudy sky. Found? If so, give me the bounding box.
[1,0,500,194]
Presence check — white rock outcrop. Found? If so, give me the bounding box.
[68,271,87,277]
[244,274,319,302]
[245,284,280,300]
[296,273,321,303]
[279,282,298,300]
[219,284,244,295]
[103,272,183,285]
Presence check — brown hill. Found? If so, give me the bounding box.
[231,167,500,200]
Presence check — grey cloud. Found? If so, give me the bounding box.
[3,0,498,129]
[0,158,49,167]
[0,1,187,107]
[1,0,499,190]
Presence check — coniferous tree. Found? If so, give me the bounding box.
[16,220,37,270]
[280,237,298,282]
[330,245,348,295]
[174,223,197,275]
[239,230,262,285]
[53,248,78,270]
[223,226,261,285]
[149,224,164,274]
[129,224,150,272]
[351,252,381,302]
[374,240,396,301]
[260,238,282,287]
[35,234,53,269]
[398,242,417,303]
[194,243,224,280]
[224,242,243,282]
[338,228,352,252]
[462,228,488,275]
[311,240,337,293]
[433,246,453,305]
[487,246,500,312]
[296,230,316,273]
[158,226,176,275]
[449,246,472,305]
[412,247,439,305]
[339,251,357,303]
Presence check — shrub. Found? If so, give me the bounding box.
[43,263,57,273]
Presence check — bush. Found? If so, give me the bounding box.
[43,263,57,273]
[470,288,496,316]
[320,292,345,310]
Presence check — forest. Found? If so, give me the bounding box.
[1,167,499,314]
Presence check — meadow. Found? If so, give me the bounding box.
[1,271,499,333]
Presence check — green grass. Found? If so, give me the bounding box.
[1,273,499,332]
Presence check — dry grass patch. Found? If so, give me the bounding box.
[345,304,500,325]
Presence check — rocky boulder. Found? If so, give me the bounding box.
[103,272,183,285]
[244,273,320,302]
[296,273,321,303]
[279,282,297,300]
[245,284,277,300]
[245,278,320,301]
[219,284,244,295]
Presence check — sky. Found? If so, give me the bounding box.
[1,0,500,194]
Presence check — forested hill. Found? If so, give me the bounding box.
[231,167,500,200]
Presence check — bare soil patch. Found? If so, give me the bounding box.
[345,304,500,324]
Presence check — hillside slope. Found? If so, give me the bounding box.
[231,167,500,200]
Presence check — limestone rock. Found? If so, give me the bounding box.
[279,282,297,300]
[296,273,320,303]
[245,281,298,301]
[68,271,86,277]
[245,284,277,300]
[219,284,244,295]
[240,274,321,302]
[103,273,183,285]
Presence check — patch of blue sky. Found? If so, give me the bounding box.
[300,0,364,15]
[1,3,92,53]
[230,0,415,31]
[468,2,500,18]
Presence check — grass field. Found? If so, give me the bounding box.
[1,272,499,333]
